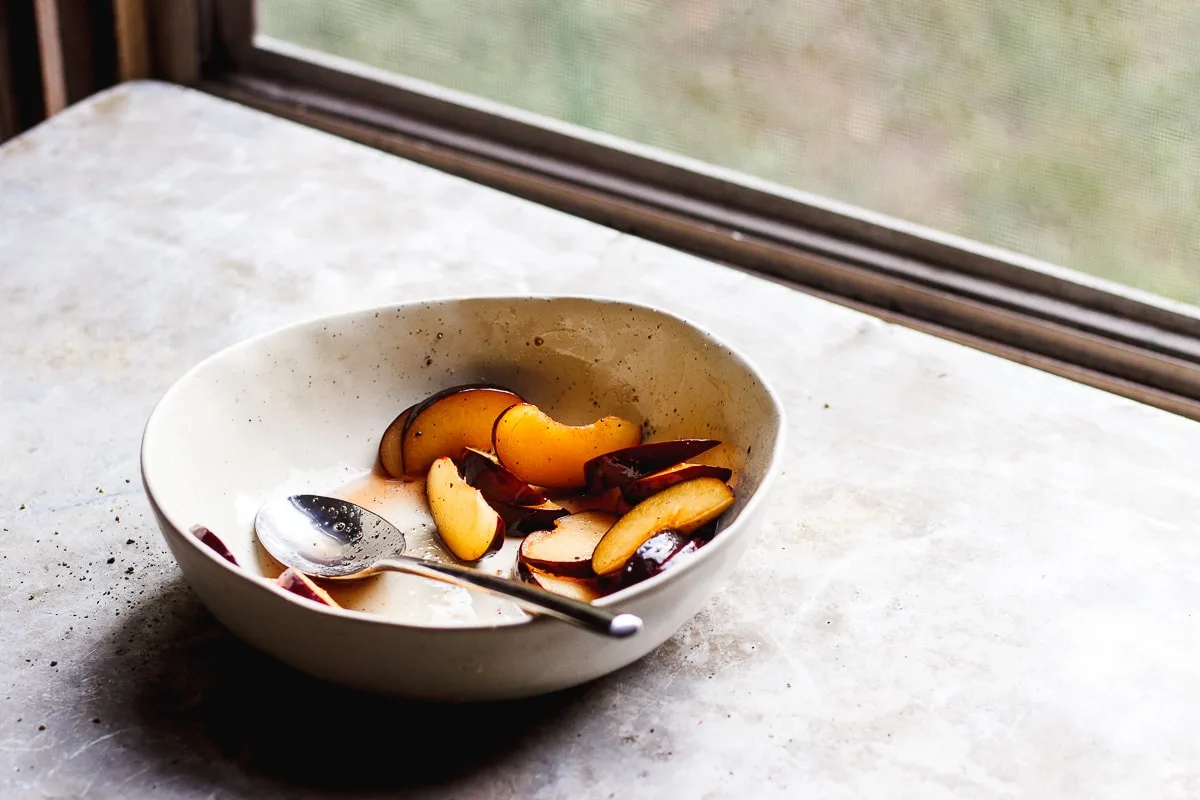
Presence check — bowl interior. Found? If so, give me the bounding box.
[142,296,782,627]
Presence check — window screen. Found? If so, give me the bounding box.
[259,1,1200,305]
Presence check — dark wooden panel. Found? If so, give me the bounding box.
[147,0,199,84]
[113,0,149,81]
[30,0,117,118]
[0,0,45,140]
[203,0,253,76]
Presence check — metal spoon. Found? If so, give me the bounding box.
[254,493,642,638]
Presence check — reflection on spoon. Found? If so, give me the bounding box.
[254,494,642,639]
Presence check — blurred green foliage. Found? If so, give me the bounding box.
[261,0,1200,305]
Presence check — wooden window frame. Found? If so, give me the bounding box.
[0,0,45,140]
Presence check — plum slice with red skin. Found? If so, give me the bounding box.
[582,439,721,494]
[689,518,720,544]
[426,456,506,561]
[492,403,642,489]
[591,477,734,576]
[618,530,699,587]
[190,525,238,566]
[276,568,341,607]
[494,500,569,535]
[379,383,521,478]
[518,511,617,578]
[519,564,603,602]
[458,446,547,507]
[621,462,733,504]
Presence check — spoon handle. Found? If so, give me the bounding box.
[370,557,642,638]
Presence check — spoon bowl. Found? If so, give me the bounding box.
[255,493,642,638]
[256,493,407,578]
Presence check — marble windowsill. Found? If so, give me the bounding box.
[0,82,1196,799]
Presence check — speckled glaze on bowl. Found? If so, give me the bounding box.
[141,296,785,701]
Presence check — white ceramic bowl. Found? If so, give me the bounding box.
[141,296,785,701]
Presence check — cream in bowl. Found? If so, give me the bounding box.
[140,296,785,701]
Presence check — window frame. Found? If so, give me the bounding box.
[150,0,1200,420]
[0,0,45,141]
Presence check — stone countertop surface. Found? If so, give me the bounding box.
[0,82,1197,799]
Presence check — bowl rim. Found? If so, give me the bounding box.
[140,293,788,634]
